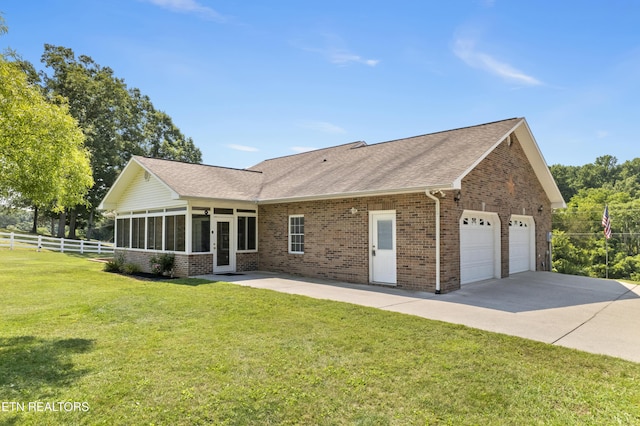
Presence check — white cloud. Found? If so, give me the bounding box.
[144,0,226,22]
[291,146,317,153]
[326,50,380,67]
[453,37,542,86]
[298,120,346,134]
[228,144,259,152]
[297,33,379,67]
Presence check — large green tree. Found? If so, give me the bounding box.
[39,45,202,238]
[0,57,93,216]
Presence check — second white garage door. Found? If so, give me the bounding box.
[509,215,535,274]
[460,211,501,284]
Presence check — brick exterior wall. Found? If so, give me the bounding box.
[258,194,435,291]
[445,133,552,291]
[237,252,259,272]
[258,132,552,293]
[114,250,258,277]
[115,250,213,277]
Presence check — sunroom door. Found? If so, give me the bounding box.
[213,218,234,273]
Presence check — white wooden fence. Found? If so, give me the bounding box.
[0,231,114,255]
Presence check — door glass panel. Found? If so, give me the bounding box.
[377,219,393,250]
[217,221,230,266]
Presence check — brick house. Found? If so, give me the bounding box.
[99,117,565,293]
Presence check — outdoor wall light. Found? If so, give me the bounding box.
[350,207,358,215]
[454,191,461,204]
[538,205,543,213]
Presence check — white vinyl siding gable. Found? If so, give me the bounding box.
[116,169,186,212]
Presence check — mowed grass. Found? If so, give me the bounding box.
[1,250,639,425]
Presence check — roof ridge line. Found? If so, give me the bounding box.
[134,155,263,174]
[363,117,522,147]
[256,141,367,163]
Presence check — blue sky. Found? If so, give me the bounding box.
[2,1,639,169]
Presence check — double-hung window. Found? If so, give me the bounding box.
[289,215,304,254]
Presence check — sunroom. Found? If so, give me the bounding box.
[99,156,262,276]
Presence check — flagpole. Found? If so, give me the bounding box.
[602,204,610,279]
[605,236,609,279]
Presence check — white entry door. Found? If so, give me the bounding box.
[370,211,397,285]
[213,218,234,273]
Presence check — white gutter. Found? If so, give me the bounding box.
[425,190,442,294]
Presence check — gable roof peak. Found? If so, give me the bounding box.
[132,155,262,174]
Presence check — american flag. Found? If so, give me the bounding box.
[602,205,612,239]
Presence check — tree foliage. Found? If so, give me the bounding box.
[551,156,640,280]
[36,44,202,237]
[0,57,93,211]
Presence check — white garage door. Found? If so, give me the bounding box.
[509,216,534,274]
[460,211,500,284]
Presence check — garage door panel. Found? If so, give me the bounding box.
[460,212,499,284]
[509,216,533,274]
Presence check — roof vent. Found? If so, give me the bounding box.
[506,135,513,146]
[144,171,151,181]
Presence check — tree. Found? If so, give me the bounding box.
[0,58,93,216]
[39,45,202,238]
[550,155,640,280]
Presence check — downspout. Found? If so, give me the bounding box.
[425,190,441,294]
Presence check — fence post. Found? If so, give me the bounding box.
[98,241,102,254]
[60,238,64,253]
[37,235,42,252]
[80,240,84,254]
[10,232,14,250]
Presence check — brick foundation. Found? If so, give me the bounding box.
[114,250,258,277]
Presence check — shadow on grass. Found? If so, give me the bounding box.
[164,278,217,287]
[103,270,216,286]
[0,336,94,395]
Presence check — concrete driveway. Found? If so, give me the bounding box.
[201,271,640,363]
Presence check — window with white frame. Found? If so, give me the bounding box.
[116,218,130,248]
[147,216,163,250]
[131,217,145,249]
[289,215,304,254]
[165,215,186,252]
[115,208,186,251]
[237,215,257,251]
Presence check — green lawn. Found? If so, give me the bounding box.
[1,250,639,425]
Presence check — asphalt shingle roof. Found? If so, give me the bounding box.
[249,117,522,200]
[134,156,263,201]
[133,117,523,202]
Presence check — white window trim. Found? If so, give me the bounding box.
[114,207,187,252]
[288,214,304,254]
[236,214,258,253]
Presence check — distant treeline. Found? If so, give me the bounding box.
[551,155,640,280]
